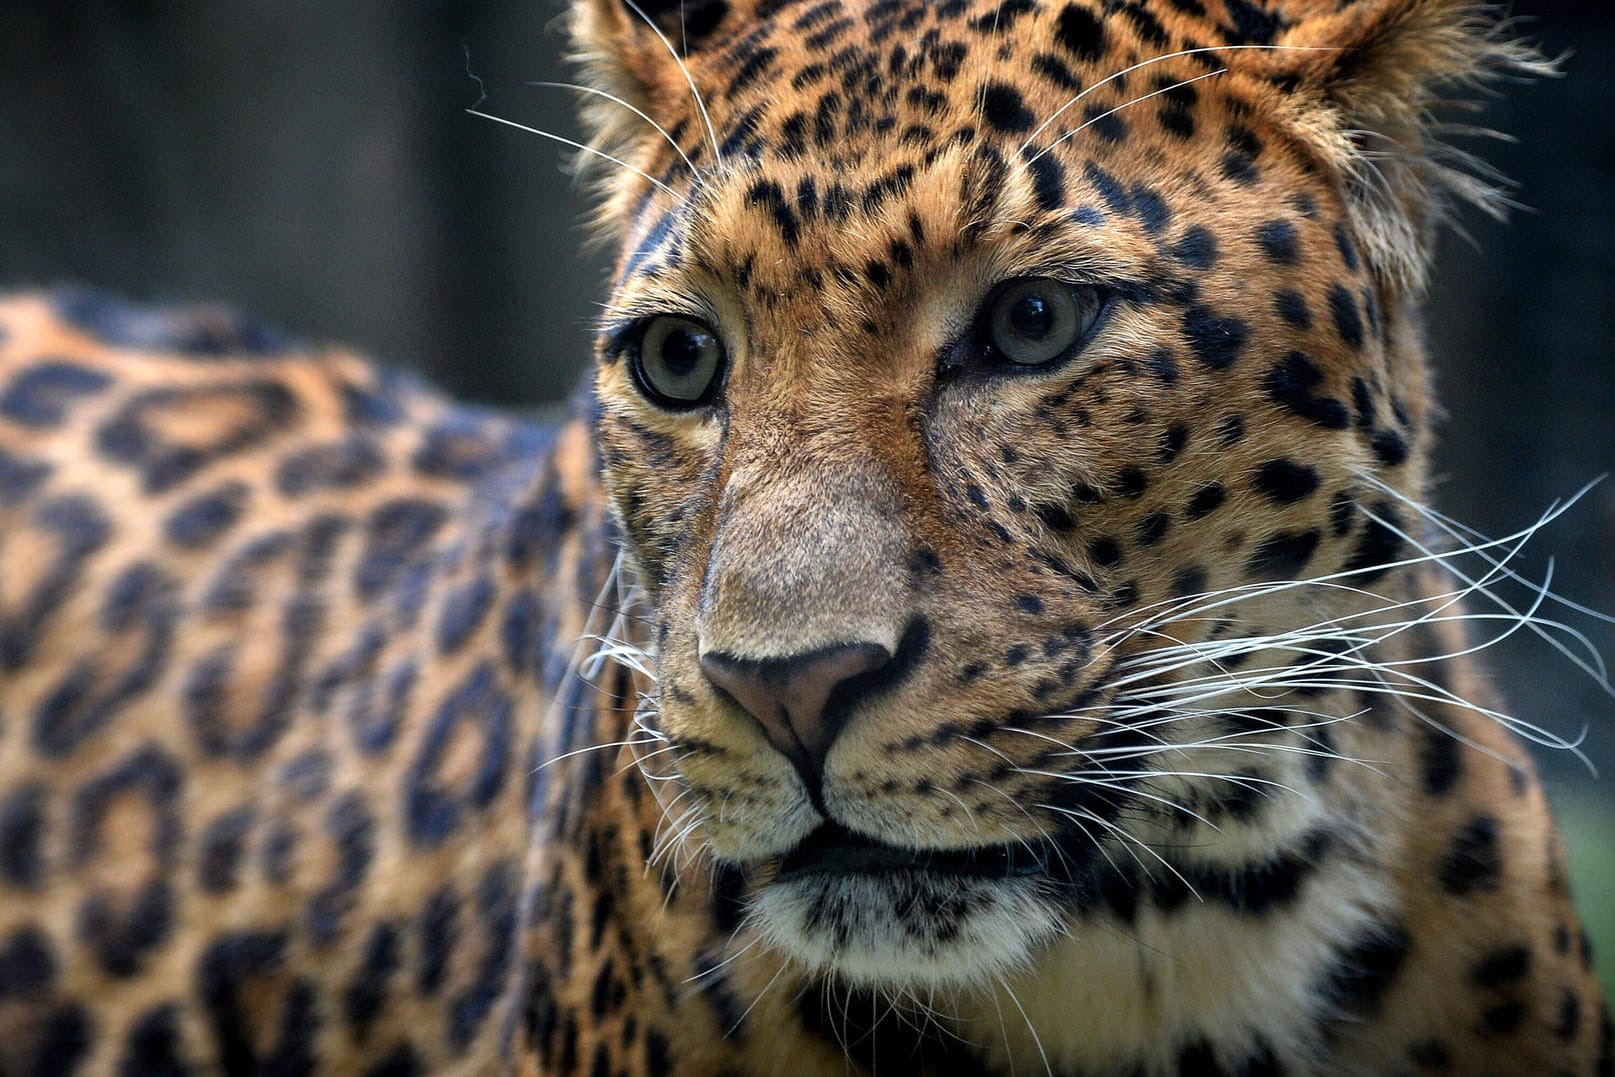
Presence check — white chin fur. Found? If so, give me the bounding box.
[751,872,1063,990]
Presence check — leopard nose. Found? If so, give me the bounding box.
[701,642,893,784]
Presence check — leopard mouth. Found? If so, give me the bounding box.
[776,823,1055,881]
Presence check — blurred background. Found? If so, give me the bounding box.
[1,1,1610,990]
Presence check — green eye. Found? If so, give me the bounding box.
[631,316,725,408]
[985,278,1105,366]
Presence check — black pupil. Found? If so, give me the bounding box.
[1008,293,1054,340]
[661,327,706,378]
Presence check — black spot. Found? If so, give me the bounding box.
[405,662,514,848]
[1273,289,1312,329]
[416,887,459,996]
[1158,98,1195,138]
[745,180,800,247]
[1257,219,1298,264]
[967,0,1035,33]
[1030,52,1081,93]
[413,419,504,481]
[982,83,1035,133]
[0,925,56,998]
[1371,429,1409,467]
[355,499,447,599]
[1407,1040,1452,1071]
[1083,162,1131,215]
[1115,466,1148,498]
[1,494,111,673]
[25,1003,93,1075]
[1171,567,1208,597]
[1171,226,1218,268]
[1328,283,1365,349]
[1160,423,1188,462]
[195,931,298,1074]
[1252,459,1319,504]
[164,481,249,549]
[1246,529,1320,580]
[436,575,496,655]
[725,45,778,99]
[1017,594,1044,615]
[0,361,113,427]
[119,1004,192,1076]
[0,783,47,888]
[1223,0,1282,44]
[1131,185,1169,233]
[96,381,300,494]
[645,1030,673,1077]
[277,436,386,496]
[199,805,255,893]
[1555,989,1582,1041]
[1114,1,1167,45]
[1334,223,1360,270]
[1419,725,1462,797]
[1182,305,1248,369]
[1322,919,1410,1017]
[52,289,283,353]
[1136,513,1171,547]
[447,860,520,1051]
[1055,3,1105,61]
[1185,482,1226,519]
[361,1045,422,1077]
[1082,102,1128,144]
[1263,351,1348,430]
[1088,537,1122,568]
[1036,503,1075,532]
[0,443,52,505]
[78,878,174,978]
[1341,500,1403,583]
[1481,999,1526,1035]
[1026,154,1065,212]
[1439,814,1502,895]
[303,793,376,946]
[1328,491,1355,536]
[1473,945,1532,988]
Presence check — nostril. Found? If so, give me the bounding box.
[700,641,893,782]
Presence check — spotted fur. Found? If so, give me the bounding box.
[0,0,1609,1074]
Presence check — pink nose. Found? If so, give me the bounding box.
[701,642,893,784]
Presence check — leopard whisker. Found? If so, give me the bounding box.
[1370,474,1615,629]
[966,772,1081,882]
[530,80,700,176]
[1017,767,1220,829]
[1362,477,1615,684]
[617,0,723,166]
[1016,43,1341,155]
[1022,68,1229,169]
[1034,802,1203,904]
[994,972,1053,1077]
[466,109,686,201]
[1094,480,1594,645]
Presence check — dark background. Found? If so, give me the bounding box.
[1,2,1610,984]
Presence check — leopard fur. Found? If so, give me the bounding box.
[0,0,1609,1074]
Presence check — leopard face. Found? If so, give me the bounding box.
[578,0,1479,991]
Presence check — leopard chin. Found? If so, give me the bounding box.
[747,825,1072,989]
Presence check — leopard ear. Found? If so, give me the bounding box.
[1238,0,1555,291]
[568,0,732,162]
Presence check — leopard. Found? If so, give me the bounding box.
[0,0,1609,1074]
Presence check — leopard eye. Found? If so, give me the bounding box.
[631,316,726,409]
[983,278,1105,367]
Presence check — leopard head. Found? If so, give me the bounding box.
[567,0,1545,989]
